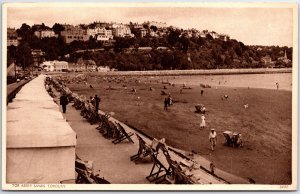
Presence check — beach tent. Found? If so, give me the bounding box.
[6,75,77,184]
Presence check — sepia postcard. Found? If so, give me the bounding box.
[2,2,298,191]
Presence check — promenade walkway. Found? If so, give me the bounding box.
[53,93,152,184]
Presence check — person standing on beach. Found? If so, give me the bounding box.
[164,98,168,111]
[200,114,206,128]
[94,94,101,112]
[60,92,68,113]
[276,82,279,90]
[209,129,217,151]
[201,90,204,96]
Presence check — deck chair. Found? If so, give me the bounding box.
[161,147,196,184]
[97,114,117,139]
[130,133,156,162]
[112,122,134,144]
[75,155,110,184]
[169,162,194,184]
[146,143,172,183]
[75,158,96,184]
[108,121,121,139]
[75,166,95,184]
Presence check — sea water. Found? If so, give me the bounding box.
[159,73,292,91]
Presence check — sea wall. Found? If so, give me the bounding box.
[90,68,292,76]
[6,75,77,184]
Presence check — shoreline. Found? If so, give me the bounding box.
[83,68,292,76]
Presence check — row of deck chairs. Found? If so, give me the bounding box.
[49,78,135,145]
[130,134,195,184]
[96,113,135,144]
[80,105,100,125]
[49,79,100,125]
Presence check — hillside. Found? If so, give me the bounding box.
[7,23,293,71]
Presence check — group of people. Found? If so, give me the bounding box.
[57,85,102,124]
[45,76,102,116]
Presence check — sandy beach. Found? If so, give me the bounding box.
[60,72,292,184]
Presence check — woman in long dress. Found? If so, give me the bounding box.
[200,114,206,128]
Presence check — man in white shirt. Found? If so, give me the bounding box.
[209,129,217,151]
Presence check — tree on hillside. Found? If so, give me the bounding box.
[143,24,149,29]
[16,23,31,37]
[52,23,65,35]
[206,34,213,41]
[167,29,181,46]
[130,28,141,38]
[179,35,190,52]
[114,37,131,52]
[7,45,17,66]
[150,25,158,32]
[16,42,33,70]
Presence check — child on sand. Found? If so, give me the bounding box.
[200,114,206,128]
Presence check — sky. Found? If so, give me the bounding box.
[7,6,294,47]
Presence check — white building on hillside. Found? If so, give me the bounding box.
[87,27,113,41]
[61,26,90,44]
[97,66,110,72]
[113,26,134,38]
[34,30,56,39]
[43,61,68,72]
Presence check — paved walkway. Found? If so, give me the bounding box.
[53,97,152,184]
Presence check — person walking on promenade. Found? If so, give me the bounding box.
[276,82,279,90]
[60,92,68,113]
[94,94,101,111]
[200,114,206,128]
[209,129,217,151]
